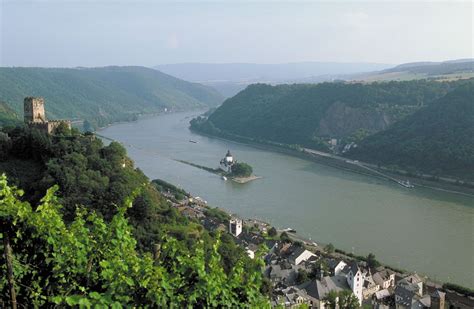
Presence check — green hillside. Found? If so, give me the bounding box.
[192,80,468,150]
[348,83,474,180]
[0,101,19,127]
[0,125,267,306]
[0,66,223,129]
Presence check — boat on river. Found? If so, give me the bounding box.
[398,180,415,188]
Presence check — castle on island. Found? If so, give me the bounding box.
[220,150,235,172]
[24,97,71,134]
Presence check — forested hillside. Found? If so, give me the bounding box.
[348,83,474,180]
[0,125,267,306]
[0,66,223,129]
[192,80,468,150]
[0,101,19,127]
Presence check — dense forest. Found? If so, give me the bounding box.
[0,66,223,129]
[193,79,468,147]
[0,101,19,127]
[348,83,474,180]
[191,79,473,180]
[0,125,268,307]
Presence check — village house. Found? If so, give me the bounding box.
[288,246,317,265]
[373,268,396,289]
[297,275,351,309]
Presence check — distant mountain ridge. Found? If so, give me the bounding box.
[0,66,223,129]
[384,59,473,74]
[155,62,393,97]
[348,59,474,82]
[155,60,473,97]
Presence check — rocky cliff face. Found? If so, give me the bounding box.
[317,101,391,138]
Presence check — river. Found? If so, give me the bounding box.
[99,111,474,287]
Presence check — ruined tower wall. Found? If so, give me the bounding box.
[24,97,46,123]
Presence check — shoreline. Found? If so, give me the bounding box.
[231,175,262,184]
[96,113,473,289]
[190,127,474,198]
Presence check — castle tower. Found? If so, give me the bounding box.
[229,217,242,237]
[24,97,46,123]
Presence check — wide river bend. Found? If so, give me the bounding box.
[100,111,474,287]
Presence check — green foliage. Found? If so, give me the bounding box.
[230,162,253,177]
[0,126,260,280]
[337,290,360,309]
[152,178,188,197]
[0,175,269,307]
[193,80,469,150]
[323,290,359,309]
[280,232,291,243]
[324,243,335,254]
[442,283,474,297]
[0,66,223,130]
[366,253,381,269]
[0,101,20,127]
[295,269,309,284]
[349,82,474,180]
[267,226,277,237]
[204,207,230,224]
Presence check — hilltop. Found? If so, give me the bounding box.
[192,80,467,148]
[0,66,224,129]
[348,59,474,83]
[191,79,474,181]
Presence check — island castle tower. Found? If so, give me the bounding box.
[24,97,71,134]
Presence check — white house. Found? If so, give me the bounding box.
[288,247,317,265]
[332,260,347,276]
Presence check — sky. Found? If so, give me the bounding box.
[0,0,472,67]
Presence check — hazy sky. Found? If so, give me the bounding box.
[1,0,472,67]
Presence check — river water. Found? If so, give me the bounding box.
[100,111,474,287]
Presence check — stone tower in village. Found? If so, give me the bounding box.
[24,97,46,123]
[23,97,71,134]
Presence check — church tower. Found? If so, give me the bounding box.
[24,97,46,123]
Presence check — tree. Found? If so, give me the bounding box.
[323,290,338,309]
[323,290,359,309]
[0,174,270,307]
[324,243,335,254]
[267,226,277,237]
[338,290,360,309]
[229,162,253,177]
[366,253,380,269]
[280,231,291,242]
[295,269,309,284]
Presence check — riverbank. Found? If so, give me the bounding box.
[98,111,473,288]
[190,126,474,198]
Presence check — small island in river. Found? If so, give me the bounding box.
[176,150,261,183]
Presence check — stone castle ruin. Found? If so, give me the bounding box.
[24,97,71,134]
